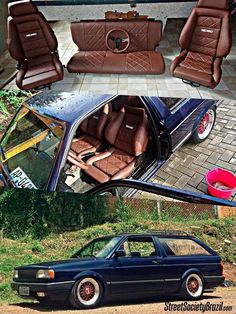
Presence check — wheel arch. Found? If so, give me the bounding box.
[73,271,107,291]
[179,268,205,288]
[191,104,216,134]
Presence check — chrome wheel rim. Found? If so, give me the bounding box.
[198,109,215,140]
[77,278,100,306]
[186,274,203,298]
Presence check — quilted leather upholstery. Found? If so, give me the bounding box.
[94,148,135,178]
[7,0,63,90]
[67,20,165,75]
[170,0,232,89]
[84,106,149,183]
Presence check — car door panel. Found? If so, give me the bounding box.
[109,256,165,294]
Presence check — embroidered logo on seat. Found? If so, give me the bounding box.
[201,29,213,33]
[126,124,134,130]
[26,32,37,38]
[93,115,99,120]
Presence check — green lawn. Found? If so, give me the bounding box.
[0,218,235,305]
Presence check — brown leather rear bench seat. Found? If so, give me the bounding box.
[67,20,165,75]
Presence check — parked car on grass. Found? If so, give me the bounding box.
[0,92,220,197]
[11,231,225,309]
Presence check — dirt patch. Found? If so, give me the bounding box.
[0,287,235,314]
[223,262,236,283]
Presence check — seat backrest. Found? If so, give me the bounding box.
[80,103,111,140]
[105,106,149,156]
[112,96,143,112]
[179,0,232,58]
[7,0,58,61]
[70,20,162,52]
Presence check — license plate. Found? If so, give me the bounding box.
[19,286,30,296]
[10,167,37,189]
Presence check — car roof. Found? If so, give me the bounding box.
[94,232,195,239]
[25,92,114,124]
[118,231,194,238]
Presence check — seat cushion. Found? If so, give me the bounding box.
[16,54,63,90]
[67,50,165,74]
[179,51,213,75]
[85,148,136,183]
[70,134,101,157]
[173,65,215,88]
[94,148,135,177]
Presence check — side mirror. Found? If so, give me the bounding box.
[114,250,126,258]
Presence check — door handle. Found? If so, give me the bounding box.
[152,259,163,264]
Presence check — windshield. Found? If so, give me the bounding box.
[0,106,64,190]
[73,237,121,258]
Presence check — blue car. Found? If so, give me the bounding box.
[11,231,224,309]
[0,93,220,196]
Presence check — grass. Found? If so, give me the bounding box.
[0,90,31,116]
[0,217,235,305]
[0,89,32,138]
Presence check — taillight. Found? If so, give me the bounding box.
[220,261,224,275]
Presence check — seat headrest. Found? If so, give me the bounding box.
[197,0,229,10]
[9,0,38,17]
[125,105,146,116]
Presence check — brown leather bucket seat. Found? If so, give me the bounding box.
[7,0,64,90]
[84,106,149,183]
[170,0,232,89]
[68,103,112,167]
[67,20,165,75]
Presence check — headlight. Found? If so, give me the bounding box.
[13,270,19,279]
[36,269,55,279]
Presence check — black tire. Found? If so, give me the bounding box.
[190,108,216,144]
[180,273,204,300]
[69,277,103,309]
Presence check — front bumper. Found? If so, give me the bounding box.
[204,276,225,289]
[11,280,75,301]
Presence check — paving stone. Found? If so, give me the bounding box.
[193,154,209,166]
[188,173,204,188]
[223,134,236,144]
[175,175,191,189]
[216,160,235,172]
[220,151,235,163]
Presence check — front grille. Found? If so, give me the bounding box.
[17,269,38,282]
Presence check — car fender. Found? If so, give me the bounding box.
[179,268,205,288]
[191,104,216,134]
[73,270,107,290]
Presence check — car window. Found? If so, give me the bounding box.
[76,237,121,258]
[0,107,64,190]
[118,237,157,257]
[159,238,211,256]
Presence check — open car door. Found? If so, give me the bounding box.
[87,179,236,207]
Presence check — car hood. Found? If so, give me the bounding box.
[16,257,103,270]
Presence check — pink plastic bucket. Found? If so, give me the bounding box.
[205,168,236,199]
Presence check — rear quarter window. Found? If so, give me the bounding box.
[159,238,211,256]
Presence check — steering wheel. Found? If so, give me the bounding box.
[106,28,130,54]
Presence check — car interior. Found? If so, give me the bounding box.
[7,0,232,90]
[67,19,165,75]
[62,96,159,193]
[170,0,232,88]
[7,0,64,90]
